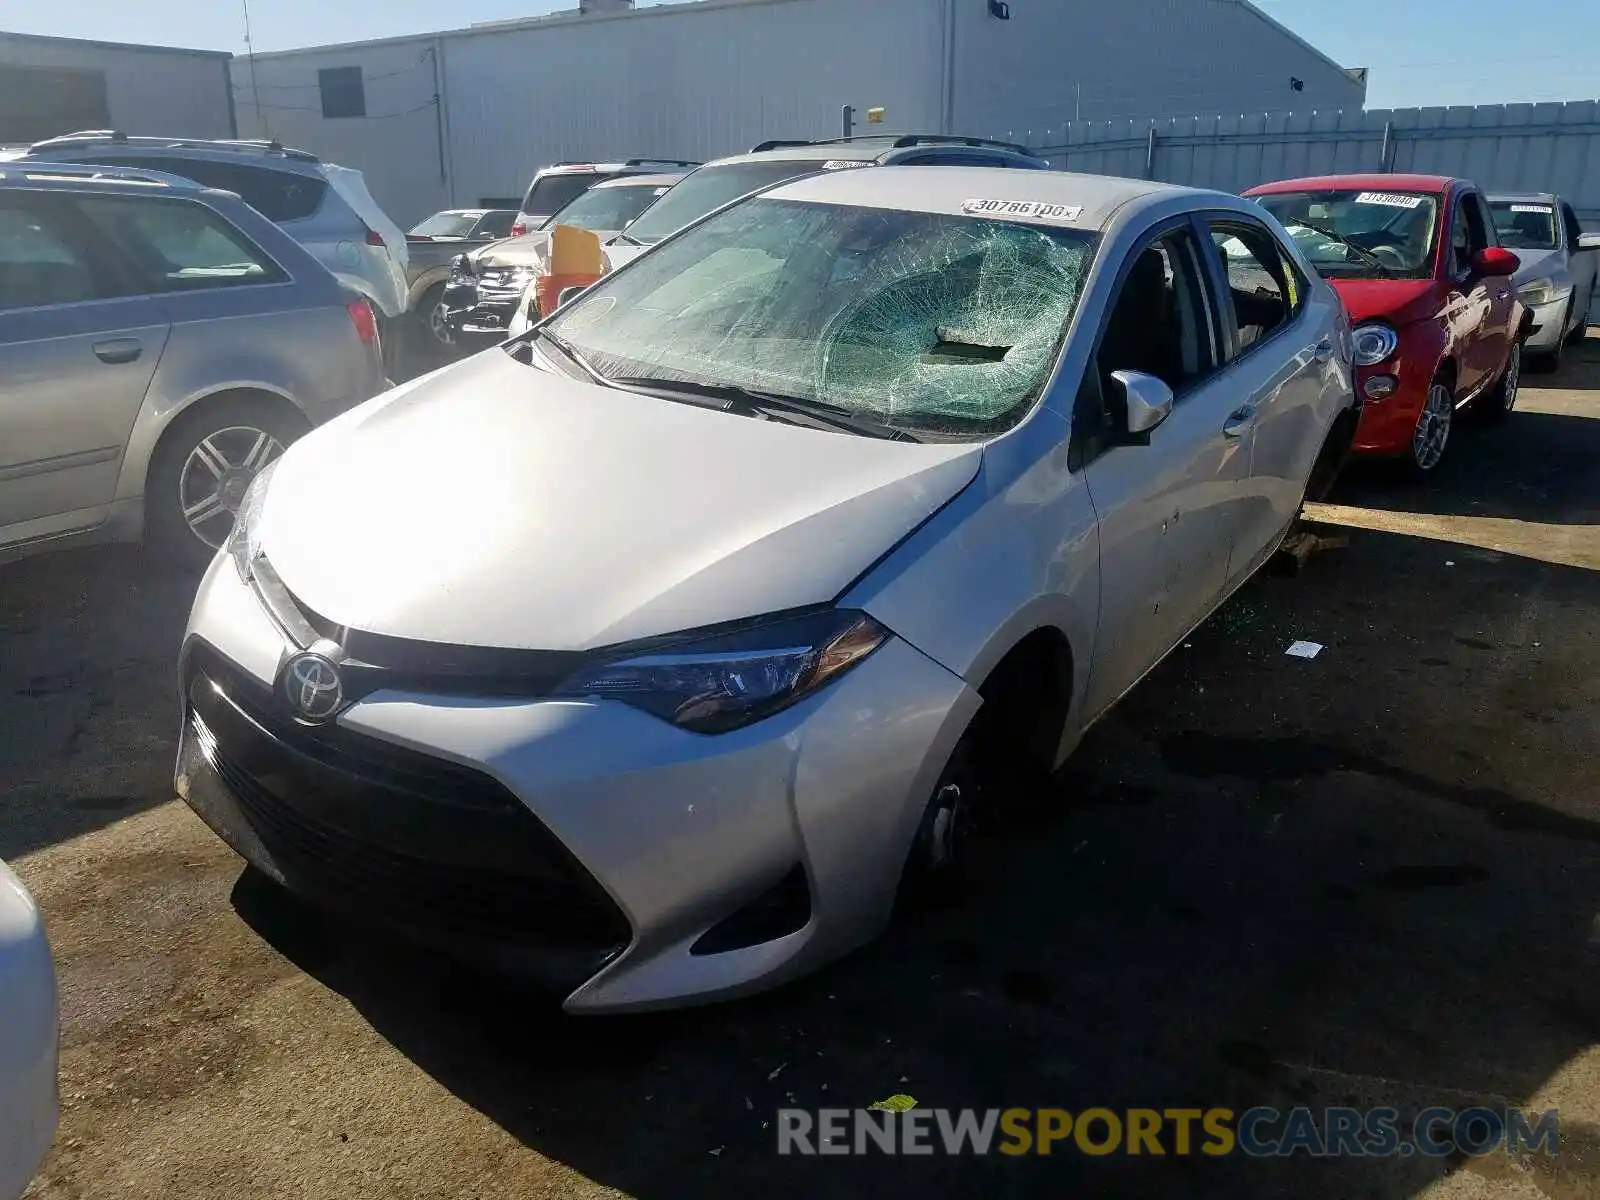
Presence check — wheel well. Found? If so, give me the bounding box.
[145,388,309,492]
[968,628,1075,788]
[1434,358,1458,390]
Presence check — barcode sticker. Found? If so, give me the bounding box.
[962,198,1084,223]
[1355,191,1424,209]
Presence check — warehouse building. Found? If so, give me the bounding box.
[0,31,234,146]
[233,0,1366,225]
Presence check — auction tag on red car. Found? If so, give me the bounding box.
[1355,191,1424,209]
[962,198,1084,223]
[1510,203,1553,214]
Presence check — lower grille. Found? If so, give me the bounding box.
[183,643,630,961]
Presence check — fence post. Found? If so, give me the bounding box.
[1144,125,1159,179]
[1379,120,1394,173]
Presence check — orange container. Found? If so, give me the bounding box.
[535,271,601,318]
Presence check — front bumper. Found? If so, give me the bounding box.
[1350,359,1431,456]
[176,556,977,1012]
[1522,294,1571,352]
[0,864,58,1199]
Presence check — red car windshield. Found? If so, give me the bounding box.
[1254,189,1441,280]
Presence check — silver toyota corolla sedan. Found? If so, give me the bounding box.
[175,166,1357,1013]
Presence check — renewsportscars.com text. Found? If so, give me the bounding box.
[777,1106,1559,1158]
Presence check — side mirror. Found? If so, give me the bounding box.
[1577,232,1600,252]
[1472,247,1520,277]
[1110,369,1174,442]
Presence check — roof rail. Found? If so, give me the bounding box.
[4,162,181,188]
[890,133,1038,156]
[748,139,815,153]
[622,158,701,168]
[27,131,319,163]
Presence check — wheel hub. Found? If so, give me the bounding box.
[923,783,964,870]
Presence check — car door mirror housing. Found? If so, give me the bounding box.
[1111,369,1175,443]
[1472,247,1520,277]
[1577,232,1600,252]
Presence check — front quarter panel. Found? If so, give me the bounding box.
[842,405,1099,763]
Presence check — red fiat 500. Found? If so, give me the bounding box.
[1244,174,1525,476]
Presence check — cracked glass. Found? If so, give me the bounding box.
[547,197,1097,438]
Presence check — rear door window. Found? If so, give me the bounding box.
[73,194,288,293]
[88,156,328,223]
[1208,218,1300,354]
[521,173,596,217]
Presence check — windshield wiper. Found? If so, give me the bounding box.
[535,326,611,386]
[1295,220,1397,276]
[610,377,922,442]
[610,231,644,247]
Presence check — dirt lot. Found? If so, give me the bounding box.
[5,342,1600,1199]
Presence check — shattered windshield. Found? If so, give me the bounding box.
[544,197,1096,439]
[1489,201,1557,250]
[1255,189,1440,279]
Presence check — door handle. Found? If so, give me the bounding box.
[93,338,143,365]
[1312,338,1334,363]
[1223,406,1257,438]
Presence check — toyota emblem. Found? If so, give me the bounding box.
[282,649,345,722]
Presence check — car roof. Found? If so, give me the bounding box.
[711,133,1041,168]
[1246,173,1457,196]
[1487,191,1556,204]
[766,165,1191,232]
[589,172,687,190]
[538,159,700,176]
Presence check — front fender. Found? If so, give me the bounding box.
[407,266,452,310]
[841,408,1100,759]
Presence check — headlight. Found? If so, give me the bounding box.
[1517,277,1558,306]
[553,609,887,733]
[448,253,473,279]
[1350,323,1399,367]
[224,460,279,581]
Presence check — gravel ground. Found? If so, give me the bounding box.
[5,340,1600,1199]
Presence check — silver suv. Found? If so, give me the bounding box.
[0,162,387,566]
[19,133,410,344]
[510,158,701,238]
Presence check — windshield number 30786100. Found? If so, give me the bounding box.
[962,198,1083,223]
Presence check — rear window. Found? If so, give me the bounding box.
[521,172,597,218]
[86,155,328,223]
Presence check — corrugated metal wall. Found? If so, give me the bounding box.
[0,34,234,141]
[1037,102,1600,223]
[953,0,1365,140]
[234,40,452,225]
[443,0,944,216]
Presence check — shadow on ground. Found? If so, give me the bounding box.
[236,466,1600,1195]
[0,546,199,859]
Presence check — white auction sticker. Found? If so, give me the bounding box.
[821,159,870,171]
[962,198,1084,223]
[1355,191,1424,209]
[1510,203,1553,214]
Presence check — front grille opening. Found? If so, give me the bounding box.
[690,864,811,956]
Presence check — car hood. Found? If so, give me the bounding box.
[258,350,982,652]
[602,242,650,273]
[478,229,625,270]
[1508,247,1564,288]
[1328,277,1443,326]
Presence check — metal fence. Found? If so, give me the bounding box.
[1027,101,1600,226]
